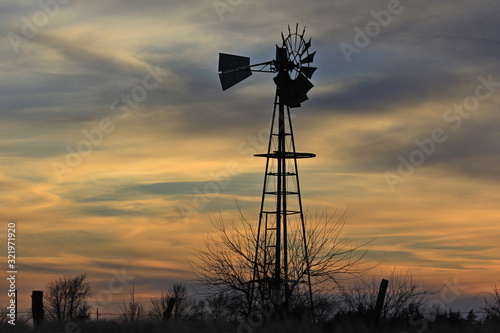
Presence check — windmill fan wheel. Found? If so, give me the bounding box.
[275,25,317,108]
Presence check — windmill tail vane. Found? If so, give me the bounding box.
[218,24,317,321]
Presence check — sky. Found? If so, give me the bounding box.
[1,0,499,317]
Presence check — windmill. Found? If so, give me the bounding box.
[218,24,317,319]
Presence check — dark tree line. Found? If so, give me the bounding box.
[2,271,500,333]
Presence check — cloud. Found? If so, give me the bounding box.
[311,72,464,114]
[366,249,467,270]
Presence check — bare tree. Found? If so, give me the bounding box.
[0,307,7,324]
[148,290,170,321]
[382,270,432,320]
[191,214,254,313]
[44,273,91,322]
[336,269,433,321]
[167,283,190,319]
[206,292,231,322]
[148,283,190,321]
[204,290,245,322]
[192,209,370,316]
[187,298,207,321]
[484,285,500,320]
[0,308,32,328]
[120,284,144,321]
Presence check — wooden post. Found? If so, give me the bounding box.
[373,279,389,332]
[32,290,44,328]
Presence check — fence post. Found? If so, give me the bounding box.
[373,279,389,332]
[32,290,44,328]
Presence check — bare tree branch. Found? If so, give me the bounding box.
[44,273,91,322]
[190,208,372,315]
[120,284,144,322]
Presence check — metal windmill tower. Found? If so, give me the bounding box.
[218,24,317,318]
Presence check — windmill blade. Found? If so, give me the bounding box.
[289,94,308,108]
[294,72,314,92]
[275,73,314,108]
[301,51,316,64]
[287,100,301,108]
[293,74,314,104]
[300,67,317,79]
[297,88,311,106]
[294,23,299,51]
[302,38,312,54]
[291,75,313,107]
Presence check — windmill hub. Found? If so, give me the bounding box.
[275,60,296,71]
[274,53,296,72]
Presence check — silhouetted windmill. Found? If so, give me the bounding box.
[218,24,317,319]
